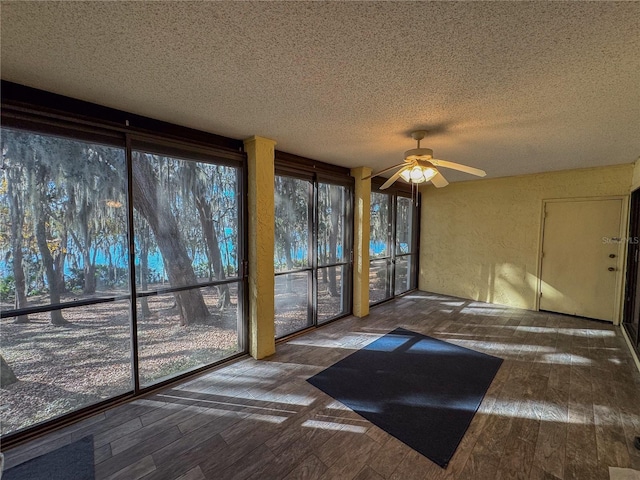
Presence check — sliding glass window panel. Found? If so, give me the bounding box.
[275,271,312,337]
[370,192,391,259]
[136,283,242,386]
[370,259,391,305]
[394,255,414,295]
[274,176,311,273]
[317,265,347,323]
[396,196,415,255]
[0,301,133,436]
[132,152,240,291]
[0,129,130,311]
[132,150,242,387]
[317,183,347,266]
[0,128,131,436]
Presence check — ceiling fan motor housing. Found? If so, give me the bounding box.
[404,148,433,162]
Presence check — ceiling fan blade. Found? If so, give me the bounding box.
[431,159,486,177]
[431,169,449,188]
[365,162,408,180]
[380,167,407,190]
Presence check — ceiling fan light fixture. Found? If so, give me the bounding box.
[422,167,437,182]
[402,165,437,184]
[410,166,425,182]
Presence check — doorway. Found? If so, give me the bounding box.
[539,198,625,322]
[623,190,640,354]
[369,190,419,306]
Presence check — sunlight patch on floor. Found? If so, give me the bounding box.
[398,394,479,412]
[609,466,640,480]
[157,393,299,415]
[287,332,383,349]
[543,353,590,365]
[460,307,515,316]
[248,413,289,424]
[301,419,367,433]
[452,340,555,354]
[507,325,615,336]
[324,400,351,411]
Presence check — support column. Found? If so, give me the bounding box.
[351,167,372,317]
[244,136,276,359]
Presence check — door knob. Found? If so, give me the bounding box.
[608,267,616,271]
[609,254,616,258]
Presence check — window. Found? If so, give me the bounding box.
[369,189,418,305]
[394,196,418,295]
[132,146,244,386]
[369,191,392,303]
[317,183,350,323]
[0,120,247,439]
[0,129,132,436]
[274,175,313,337]
[274,162,353,339]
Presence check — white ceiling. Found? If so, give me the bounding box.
[2,1,639,182]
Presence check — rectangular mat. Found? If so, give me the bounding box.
[307,327,503,468]
[4,435,94,480]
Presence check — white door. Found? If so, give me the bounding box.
[540,198,624,322]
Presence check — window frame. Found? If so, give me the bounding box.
[274,152,354,338]
[0,82,249,449]
[369,179,420,306]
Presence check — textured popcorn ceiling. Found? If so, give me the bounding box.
[1,1,639,181]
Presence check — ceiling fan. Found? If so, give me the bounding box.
[369,130,486,189]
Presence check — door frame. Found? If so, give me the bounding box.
[621,187,640,371]
[536,195,629,324]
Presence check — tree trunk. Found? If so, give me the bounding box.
[68,188,97,295]
[0,355,18,387]
[328,186,341,297]
[7,166,29,323]
[80,205,97,294]
[139,224,153,317]
[69,226,97,295]
[32,164,67,325]
[34,214,67,325]
[80,221,96,294]
[284,231,295,292]
[132,155,211,325]
[194,195,230,308]
[84,262,97,294]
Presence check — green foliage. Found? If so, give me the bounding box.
[0,274,15,302]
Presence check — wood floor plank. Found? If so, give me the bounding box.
[174,466,206,480]
[282,454,327,480]
[214,443,276,480]
[388,449,445,480]
[106,454,156,480]
[353,465,385,480]
[317,432,381,480]
[96,426,183,479]
[366,435,409,479]
[145,433,228,480]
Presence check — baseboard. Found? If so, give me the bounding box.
[620,325,640,373]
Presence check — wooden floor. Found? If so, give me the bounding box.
[4,292,640,480]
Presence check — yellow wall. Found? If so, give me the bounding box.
[351,167,372,317]
[419,164,633,310]
[244,136,276,359]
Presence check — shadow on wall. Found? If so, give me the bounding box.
[477,262,539,311]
